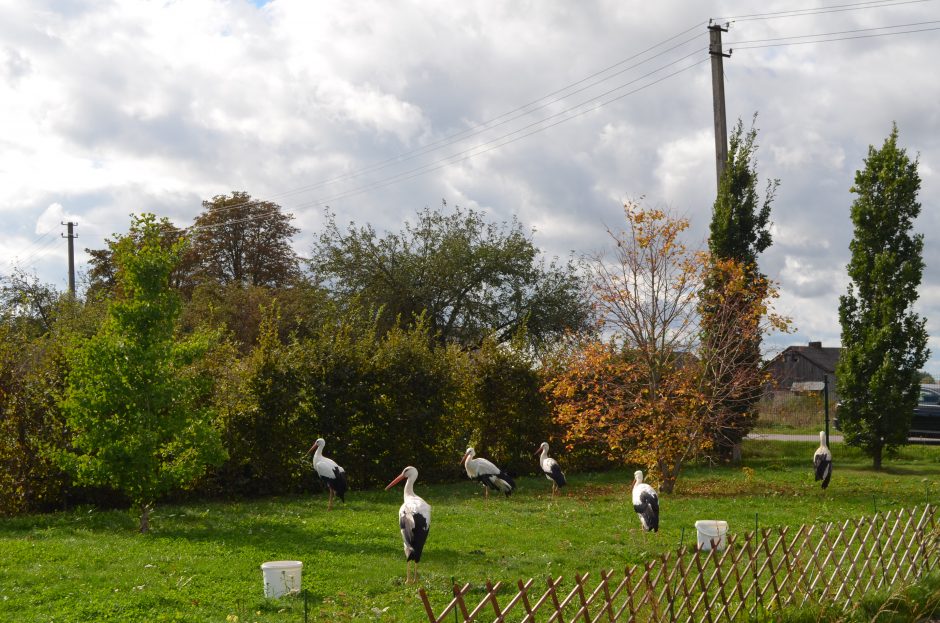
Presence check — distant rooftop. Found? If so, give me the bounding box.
[783,341,842,373]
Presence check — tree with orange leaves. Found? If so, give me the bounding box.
[545,201,788,492]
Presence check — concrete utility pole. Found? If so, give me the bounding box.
[62,221,77,296]
[709,21,731,191]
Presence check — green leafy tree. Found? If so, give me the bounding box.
[85,219,199,300]
[59,214,226,532]
[310,204,591,352]
[837,125,929,469]
[703,116,778,458]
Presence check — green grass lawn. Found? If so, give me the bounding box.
[2,441,940,623]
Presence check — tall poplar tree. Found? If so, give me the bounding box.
[702,117,778,458]
[837,125,929,469]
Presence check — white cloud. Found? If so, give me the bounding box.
[36,202,80,235]
[0,0,938,371]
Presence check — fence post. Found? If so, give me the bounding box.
[824,374,830,446]
[754,515,761,620]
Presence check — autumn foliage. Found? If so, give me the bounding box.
[546,202,788,493]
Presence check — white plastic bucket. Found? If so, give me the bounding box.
[260,561,303,598]
[694,520,728,551]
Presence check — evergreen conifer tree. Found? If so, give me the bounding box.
[837,125,929,469]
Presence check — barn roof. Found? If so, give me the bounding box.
[782,342,842,373]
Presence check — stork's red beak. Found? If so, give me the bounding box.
[533,446,543,456]
[460,452,469,466]
[385,473,406,490]
[305,441,318,456]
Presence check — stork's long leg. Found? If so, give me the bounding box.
[414,562,420,582]
[327,489,334,511]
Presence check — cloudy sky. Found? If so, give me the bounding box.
[1,0,939,372]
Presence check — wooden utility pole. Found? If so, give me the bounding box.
[709,22,731,190]
[62,221,77,296]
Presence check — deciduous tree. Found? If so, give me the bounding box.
[85,220,198,299]
[191,191,300,287]
[310,204,590,352]
[58,214,226,532]
[837,125,929,469]
[548,202,786,492]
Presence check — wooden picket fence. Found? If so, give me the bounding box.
[419,505,939,623]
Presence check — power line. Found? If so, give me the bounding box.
[283,28,707,195]
[731,24,940,48]
[719,0,936,22]
[5,236,60,271]
[728,19,940,44]
[190,14,940,231]
[4,230,54,267]
[295,51,708,207]
[209,56,711,221]
[170,24,712,225]
[189,55,711,232]
[154,0,939,227]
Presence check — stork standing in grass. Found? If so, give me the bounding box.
[814,431,832,489]
[632,470,659,532]
[535,442,566,497]
[305,437,348,510]
[461,447,515,498]
[385,466,431,584]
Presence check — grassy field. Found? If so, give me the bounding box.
[2,440,940,623]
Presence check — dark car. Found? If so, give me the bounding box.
[911,384,940,438]
[834,384,940,438]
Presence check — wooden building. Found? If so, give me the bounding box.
[766,341,842,393]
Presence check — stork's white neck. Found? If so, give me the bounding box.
[819,432,827,447]
[539,446,549,461]
[313,443,324,461]
[404,474,416,497]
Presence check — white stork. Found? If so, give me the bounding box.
[814,431,832,489]
[535,442,566,497]
[385,466,431,584]
[632,470,659,532]
[305,437,348,510]
[461,447,515,498]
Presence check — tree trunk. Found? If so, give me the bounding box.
[873,443,883,470]
[657,460,678,494]
[139,503,152,534]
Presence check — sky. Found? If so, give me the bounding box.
[1,0,939,373]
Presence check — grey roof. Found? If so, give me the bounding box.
[782,344,842,373]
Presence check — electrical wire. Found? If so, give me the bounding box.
[62,0,940,242]
[188,55,712,232]
[275,26,708,197]
[170,23,712,223]
[731,24,940,48]
[188,54,710,228]
[5,236,61,271]
[718,0,936,22]
[165,0,940,226]
[189,13,940,233]
[3,230,54,267]
[728,19,940,44]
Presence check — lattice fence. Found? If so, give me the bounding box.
[419,505,939,623]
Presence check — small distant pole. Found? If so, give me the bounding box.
[61,221,77,296]
[824,374,830,446]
